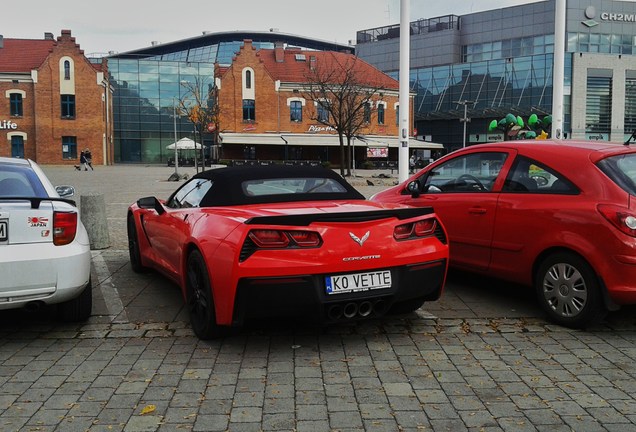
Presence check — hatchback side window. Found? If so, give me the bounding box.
[422,152,507,193]
[503,156,577,194]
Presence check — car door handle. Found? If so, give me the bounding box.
[468,207,487,215]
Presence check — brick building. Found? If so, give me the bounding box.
[0,30,113,165]
[217,40,441,166]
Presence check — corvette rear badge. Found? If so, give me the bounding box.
[349,231,370,246]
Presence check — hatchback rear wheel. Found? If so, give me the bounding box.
[535,252,606,329]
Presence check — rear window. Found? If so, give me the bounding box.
[242,177,348,197]
[597,153,636,195]
[0,165,47,197]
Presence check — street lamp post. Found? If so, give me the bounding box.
[173,99,179,177]
[455,100,475,148]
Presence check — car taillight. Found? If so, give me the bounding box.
[247,229,322,249]
[53,211,78,246]
[598,204,636,237]
[394,219,437,240]
[288,231,322,247]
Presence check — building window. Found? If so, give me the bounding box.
[245,70,252,89]
[62,136,77,159]
[586,76,612,136]
[64,60,71,80]
[395,105,399,126]
[377,104,385,125]
[9,93,23,117]
[317,101,329,123]
[11,136,24,158]
[290,100,302,122]
[363,102,371,123]
[243,99,255,121]
[61,95,75,118]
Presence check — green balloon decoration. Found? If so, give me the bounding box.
[487,112,553,141]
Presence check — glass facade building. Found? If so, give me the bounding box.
[356,0,636,150]
[107,32,349,163]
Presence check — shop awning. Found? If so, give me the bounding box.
[219,133,445,149]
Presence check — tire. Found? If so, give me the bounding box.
[535,252,606,329]
[186,250,225,339]
[58,278,93,322]
[127,214,147,273]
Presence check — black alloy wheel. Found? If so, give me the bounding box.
[127,214,146,273]
[186,250,224,339]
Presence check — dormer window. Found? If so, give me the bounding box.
[64,60,71,80]
[245,70,252,89]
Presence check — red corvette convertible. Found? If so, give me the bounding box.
[127,166,449,339]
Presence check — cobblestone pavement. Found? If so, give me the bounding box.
[0,164,633,431]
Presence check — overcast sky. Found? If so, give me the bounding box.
[3,0,542,55]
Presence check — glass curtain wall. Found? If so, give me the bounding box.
[109,59,215,163]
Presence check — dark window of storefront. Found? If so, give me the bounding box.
[290,100,302,122]
[243,99,255,121]
[11,136,24,158]
[61,95,76,118]
[9,93,22,117]
[62,136,77,159]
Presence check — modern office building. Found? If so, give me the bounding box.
[108,31,402,165]
[0,30,112,165]
[356,0,636,150]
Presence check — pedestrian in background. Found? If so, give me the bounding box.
[80,150,89,171]
[84,148,94,171]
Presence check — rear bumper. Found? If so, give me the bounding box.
[0,242,91,309]
[231,259,447,326]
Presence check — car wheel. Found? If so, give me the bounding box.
[58,278,93,322]
[127,214,146,273]
[535,252,606,329]
[186,250,225,339]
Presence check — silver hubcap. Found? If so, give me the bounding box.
[542,263,587,318]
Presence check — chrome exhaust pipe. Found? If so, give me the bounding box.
[343,302,358,319]
[358,301,373,317]
[327,304,343,320]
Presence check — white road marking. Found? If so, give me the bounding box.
[91,251,129,323]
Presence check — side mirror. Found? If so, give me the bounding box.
[137,196,165,215]
[407,180,420,198]
[55,185,75,198]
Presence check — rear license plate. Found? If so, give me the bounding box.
[0,220,7,242]
[325,270,391,295]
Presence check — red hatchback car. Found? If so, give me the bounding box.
[372,140,636,329]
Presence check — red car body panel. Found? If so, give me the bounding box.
[371,140,636,307]
[128,166,449,329]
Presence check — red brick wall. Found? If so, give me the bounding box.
[0,31,111,165]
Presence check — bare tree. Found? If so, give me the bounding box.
[303,55,387,177]
[178,76,221,172]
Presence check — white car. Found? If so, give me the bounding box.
[0,157,92,321]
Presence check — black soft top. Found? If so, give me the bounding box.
[186,165,365,207]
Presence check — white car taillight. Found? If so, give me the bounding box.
[53,211,78,245]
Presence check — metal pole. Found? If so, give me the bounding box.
[173,99,179,176]
[552,0,566,139]
[398,0,410,183]
[462,104,468,148]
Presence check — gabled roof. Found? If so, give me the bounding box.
[255,47,399,90]
[0,38,56,73]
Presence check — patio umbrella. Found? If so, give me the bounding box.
[166,137,202,150]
